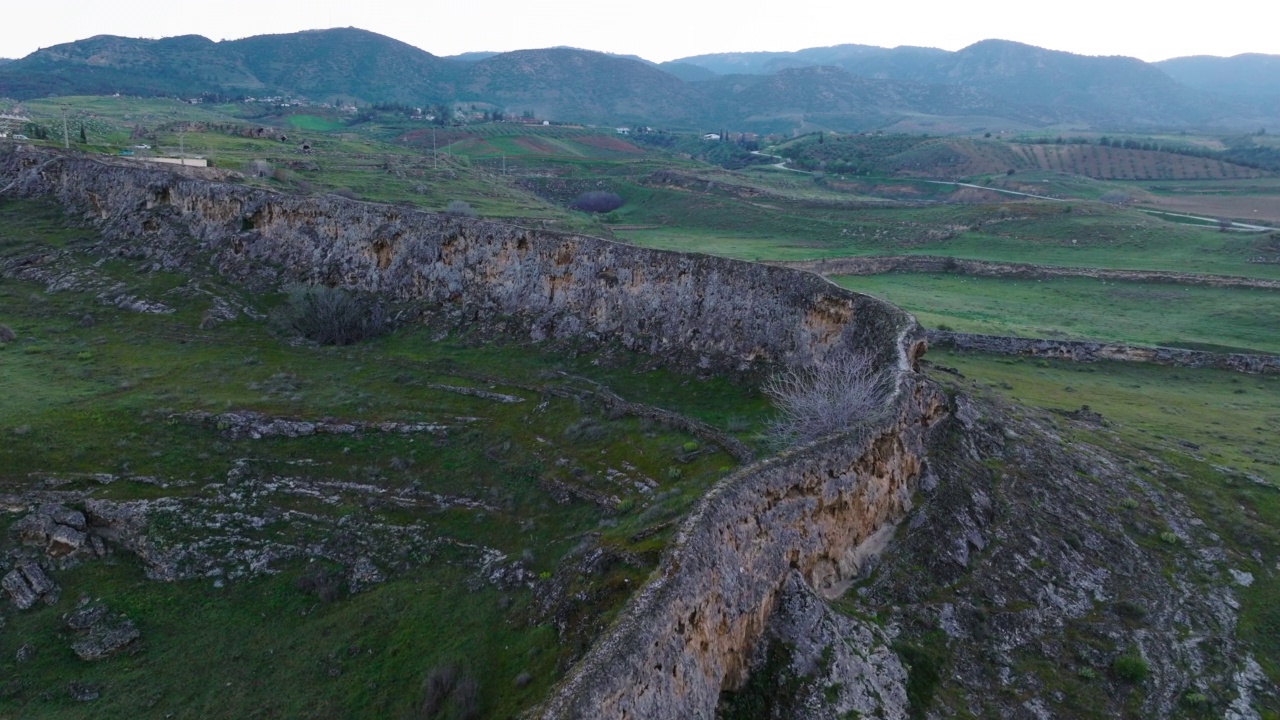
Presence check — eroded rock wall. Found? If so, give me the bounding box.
[538,379,945,719]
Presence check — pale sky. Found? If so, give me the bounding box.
[2,0,1277,63]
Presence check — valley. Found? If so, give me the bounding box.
[1,31,1279,717]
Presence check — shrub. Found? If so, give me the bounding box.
[420,665,458,717]
[570,191,624,214]
[445,200,476,217]
[762,354,892,447]
[328,187,358,200]
[275,286,386,346]
[419,666,479,720]
[1112,652,1149,683]
[295,565,343,602]
[0,324,14,343]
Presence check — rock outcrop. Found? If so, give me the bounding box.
[538,379,945,718]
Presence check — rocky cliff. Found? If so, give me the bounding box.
[538,380,945,718]
[0,148,923,378]
[0,147,943,719]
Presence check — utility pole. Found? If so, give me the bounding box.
[432,128,437,169]
[178,129,186,166]
[61,106,69,149]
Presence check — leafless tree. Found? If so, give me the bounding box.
[762,353,892,447]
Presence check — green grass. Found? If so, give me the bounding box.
[835,274,1280,355]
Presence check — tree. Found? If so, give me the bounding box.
[761,354,892,447]
[570,191,624,213]
[78,125,87,143]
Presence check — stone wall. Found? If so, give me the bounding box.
[929,330,1280,374]
[775,255,1280,291]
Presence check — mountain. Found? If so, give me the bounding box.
[0,28,456,103]
[681,39,1240,128]
[700,65,1024,132]
[0,28,1274,131]
[657,62,717,82]
[444,51,501,63]
[1156,53,1280,98]
[0,34,258,99]
[458,48,702,124]
[676,44,886,75]
[922,40,1223,127]
[224,28,456,104]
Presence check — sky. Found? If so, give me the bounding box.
[2,0,1277,63]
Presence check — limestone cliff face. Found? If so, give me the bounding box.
[1,148,945,719]
[538,380,945,719]
[1,148,922,378]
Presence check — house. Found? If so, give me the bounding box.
[616,127,630,135]
[702,133,721,141]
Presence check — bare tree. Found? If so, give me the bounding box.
[762,354,892,447]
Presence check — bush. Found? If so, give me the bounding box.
[445,200,476,218]
[570,191,624,214]
[0,324,14,343]
[1112,652,1149,683]
[275,286,386,346]
[762,354,892,447]
[420,665,458,717]
[419,666,479,720]
[295,565,343,602]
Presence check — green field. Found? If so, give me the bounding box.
[836,273,1280,354]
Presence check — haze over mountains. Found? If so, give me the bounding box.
[2,27,1277,132]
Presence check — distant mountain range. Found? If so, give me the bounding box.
[1,28,1276,132]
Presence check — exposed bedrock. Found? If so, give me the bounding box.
[0,148,923,378]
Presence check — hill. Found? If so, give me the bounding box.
[0,28,456,104]
[225,28,456,104]
[779,134,1270,180]
[700,66,1020,133]
[1156,53,1280,99]
[675,43,889,75]
[0,34,259,99]
[656,61,717,82]
[458,48,702,125]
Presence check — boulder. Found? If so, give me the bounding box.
[47,524,87,557]
[2,563,58,610]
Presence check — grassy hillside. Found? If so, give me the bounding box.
[0,196,767,718]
